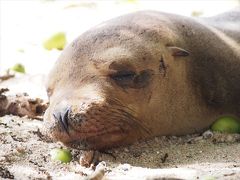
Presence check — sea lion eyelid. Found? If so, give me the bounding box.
[109,70,136,81]
[108,61,135,71]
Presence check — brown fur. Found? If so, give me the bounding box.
[44,9,240,150]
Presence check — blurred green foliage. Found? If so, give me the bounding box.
[43,32,66,51]
[11,63,26,74]
[17,48,25,53]
[191,11,203,17]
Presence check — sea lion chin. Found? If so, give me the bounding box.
[44,10,240,150]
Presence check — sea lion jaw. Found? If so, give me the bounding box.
[44,84,148,150]
[44,104,145,150]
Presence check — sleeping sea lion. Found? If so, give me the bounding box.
[44,9,240,150]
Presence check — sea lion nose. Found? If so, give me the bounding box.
[53,106,71,133]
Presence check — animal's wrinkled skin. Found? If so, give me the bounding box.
[44,9,240,150]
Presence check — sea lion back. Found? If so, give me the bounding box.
[204,8,240,43]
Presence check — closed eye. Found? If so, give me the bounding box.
[110,70,136,81]
[109,69,153,89]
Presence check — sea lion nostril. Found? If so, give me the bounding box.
[53,106,71,133]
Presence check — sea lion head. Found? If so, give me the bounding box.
[44,11,192,150]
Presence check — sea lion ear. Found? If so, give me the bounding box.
[167,46,190,57]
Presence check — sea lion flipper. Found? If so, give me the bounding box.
[167,46,190,57]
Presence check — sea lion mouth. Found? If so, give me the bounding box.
[50,118,144,150]
[46,99,151,150]
[64,114,149,150]
[65,130,130,150]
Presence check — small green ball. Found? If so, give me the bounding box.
[50,148,72,163]
[11,63,25,73]
[43,32,67,51]
[211,116,240,133]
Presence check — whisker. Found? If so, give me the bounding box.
[108,98,151,136]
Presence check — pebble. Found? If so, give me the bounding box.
[118,163,131,171]
[212,133,240,143]
[0,156,6,162]
[226,135,234,142]
[202,130,213,139]
[131,150,142,158]
[86,167,105,180]
[96,161,106,170]
[86,161,106,180]
[80,151,95,167]
[154,137,159,143]
[194,136,203,141]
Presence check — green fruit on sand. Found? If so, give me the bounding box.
[43,32,66,50]
[50,148,72,163]
[211,116,240,133]
[11,63,25,73]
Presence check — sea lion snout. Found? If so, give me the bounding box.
[52,106,71,133]
[45,94,145,150]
